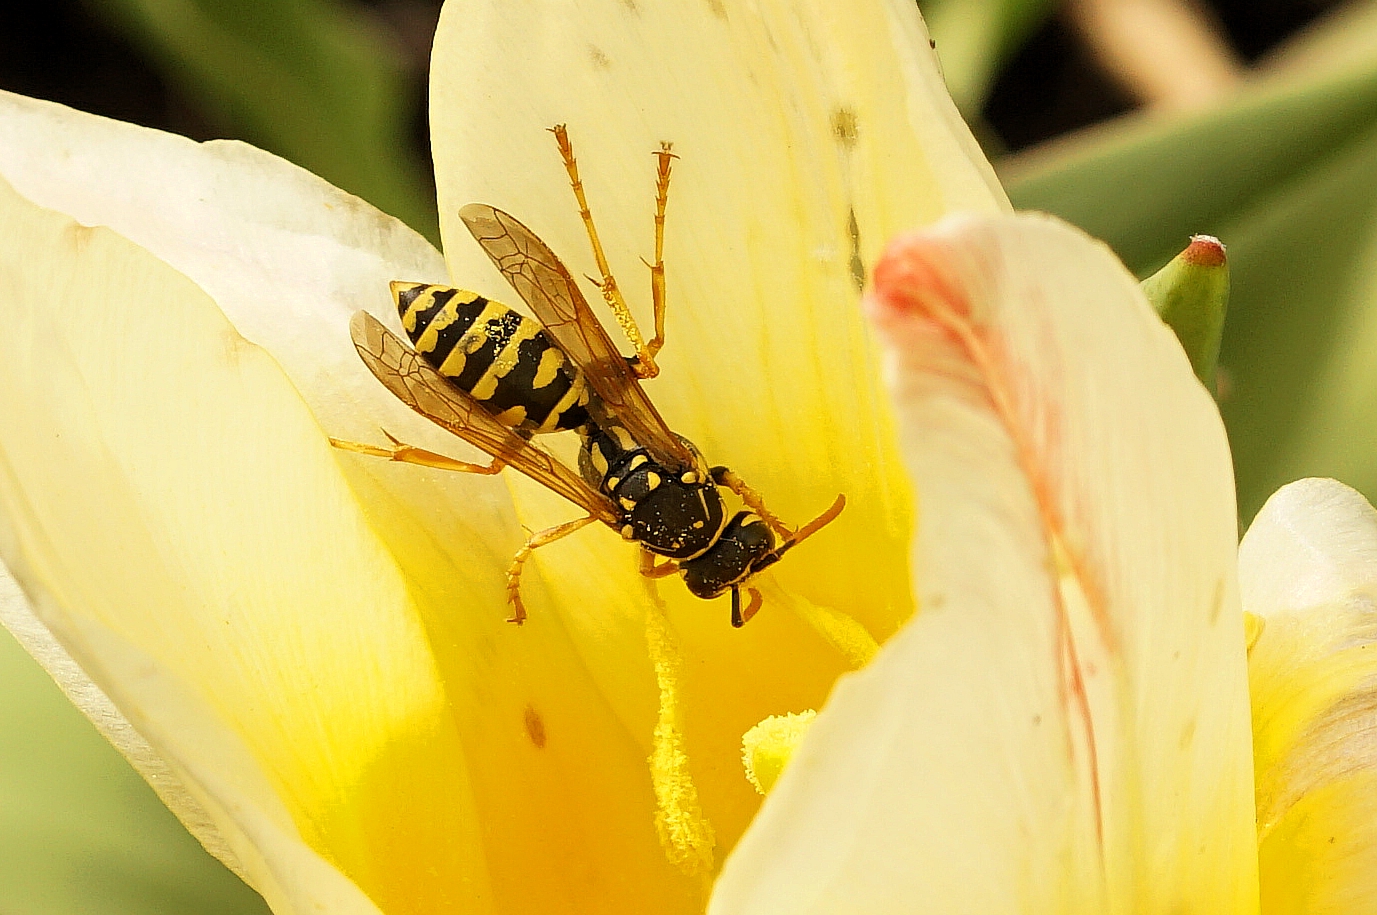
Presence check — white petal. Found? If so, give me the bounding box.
[1241,478,1377,914]
[711,214,1257,913]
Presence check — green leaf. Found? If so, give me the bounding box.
[1004,38,1377,522]
[0,626,271,915]
[86,0,438,243]
[920,0,1058,115]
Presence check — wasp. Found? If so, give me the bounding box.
[333,126,844,627]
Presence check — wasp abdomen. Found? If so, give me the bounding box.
[392,281,590,433]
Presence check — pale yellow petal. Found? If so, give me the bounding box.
[711,214,1257,913]
[0,175,496,915]
[0,89,527,613]
[1240,478,1377,914]
[0,98,706,911]
[1,567,387,915]
[429,0,1007,866]
[429,0,1008,625]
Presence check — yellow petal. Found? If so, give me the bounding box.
[0,89,524,597]
[711,214,1257,913]
[429,0,1008,627]
[0,98,698,911]
[0,568,389,915]
[1240,478,1377,914]
[0,175,492,915]
[429,0,1008,869]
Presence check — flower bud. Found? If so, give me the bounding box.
[1140,235,1230,391]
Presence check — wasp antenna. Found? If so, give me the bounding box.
[787,494,846,548]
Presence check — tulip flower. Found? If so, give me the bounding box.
[1,1,1373,914]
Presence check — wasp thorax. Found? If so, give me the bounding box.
[626,475,725,559]
[578,424,725,560]
[681,512,776,599]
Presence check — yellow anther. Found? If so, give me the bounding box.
[741,710,817,796]
[644,592,716,876]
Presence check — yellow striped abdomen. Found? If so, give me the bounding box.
[391,281,590,433]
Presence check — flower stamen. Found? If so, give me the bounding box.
[741,710,818,796]
[643,590,716,877]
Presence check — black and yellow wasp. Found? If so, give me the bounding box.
[333,126,843,626]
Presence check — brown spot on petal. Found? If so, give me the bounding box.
[847,208,864,292]
[524,705,547,748]
[831,106,859,148]
[1180,718,1197,750]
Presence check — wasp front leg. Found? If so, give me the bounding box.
[638,547,680,580]
[550,123,664,378]
[731,586,764,629]
[710,466,792,539]
[330,429,506,475]
[644,141,676,367]
[505,514,600,624]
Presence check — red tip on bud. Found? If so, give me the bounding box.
[1183,234,1227,268]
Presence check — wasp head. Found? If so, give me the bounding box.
[679,511,775,601]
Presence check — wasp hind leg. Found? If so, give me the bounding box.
[549,123,670,378]
[710,466,792,539]
[506,515,600,624]
[330,430,507,475]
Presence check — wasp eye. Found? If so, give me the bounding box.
[680,512,775,599]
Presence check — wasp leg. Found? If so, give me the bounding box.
[638,547,680,580]
[709,466,792,539]
[729,586,764,628]
[645,141,676,364]
[506,514,599,624]
[330,430,506,475]
[730,587,764,628]
[549,123,661,378]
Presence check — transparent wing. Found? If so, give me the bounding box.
[459,203,695,469]
[349,310,619,523]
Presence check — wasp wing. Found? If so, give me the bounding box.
[459,203,695,469]
[349,310,619,524]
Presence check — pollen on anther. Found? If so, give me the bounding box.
[742,710,817,795]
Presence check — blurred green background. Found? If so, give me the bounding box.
[1,0,1374,911]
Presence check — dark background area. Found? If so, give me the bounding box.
[0,0,1347,174]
